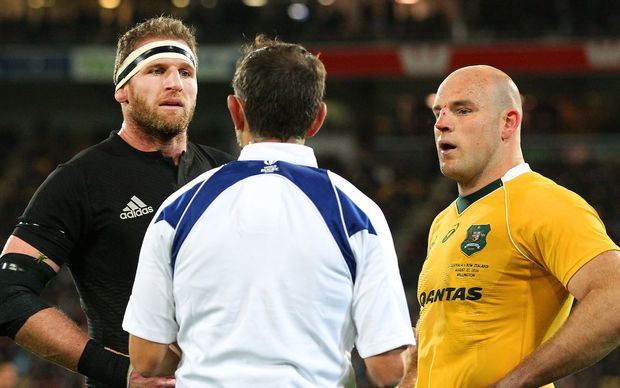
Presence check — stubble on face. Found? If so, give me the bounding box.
[129,93,196,143]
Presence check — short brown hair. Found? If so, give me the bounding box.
[114,16,198,82]
[232,35,326,141]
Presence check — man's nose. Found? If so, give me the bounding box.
[164,70,183,91]
[435,110,450,132]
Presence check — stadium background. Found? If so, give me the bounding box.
[1,0,619,386]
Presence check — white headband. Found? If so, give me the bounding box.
[114,40,197,91]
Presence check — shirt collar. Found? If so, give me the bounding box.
[502,162,532,183]
[238,143,318,168]
[455,162,532,214]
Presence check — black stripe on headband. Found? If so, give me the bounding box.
[115,45,196,85]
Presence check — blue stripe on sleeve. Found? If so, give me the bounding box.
[277,163,377,283]
[276,163,357,281]
[156,181,202,228]
[169,161,260,269]
[336,188,376,237]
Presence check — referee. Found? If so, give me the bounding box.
[123,35,415,387]
[0,16,232,387]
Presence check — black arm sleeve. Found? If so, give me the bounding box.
[0,253,56,338]
[78,339,130,388]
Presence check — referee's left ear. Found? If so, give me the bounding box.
[306,102,327,138]
[227,95,246,132]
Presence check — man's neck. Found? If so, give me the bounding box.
[246,136,305,145]
[456,151,525,196]
[457,159,526,196]
[118,125,187,165]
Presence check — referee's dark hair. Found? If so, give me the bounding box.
[232,34,327,142]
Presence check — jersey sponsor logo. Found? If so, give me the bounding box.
[418,287,483,307]
[461,224,491,256]
[429,223,460,250]
[260,160,279,174]
[119,195,154,219]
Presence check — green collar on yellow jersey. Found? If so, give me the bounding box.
[456,179,503,214]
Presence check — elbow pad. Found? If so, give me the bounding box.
[0,253,56,338]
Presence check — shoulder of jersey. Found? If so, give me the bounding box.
[505,171,585,211]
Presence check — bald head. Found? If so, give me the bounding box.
[432,65,525,195]
[439,65,522,117]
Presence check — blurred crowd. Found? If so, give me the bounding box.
[1,0,620,45]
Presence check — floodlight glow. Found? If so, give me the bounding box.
[288,3,309,21]
[98,0,121,9]
[172,0,190,7]
[243,0,268,6]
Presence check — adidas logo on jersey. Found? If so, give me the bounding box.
[120,196,154,219]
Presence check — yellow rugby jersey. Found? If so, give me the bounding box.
[416,164,619,388]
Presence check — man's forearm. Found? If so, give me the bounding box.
[493,287,620,387]
[15,307,89,371]
[17,307,131,386]
[154,345,181,376]
[129,335,179,377]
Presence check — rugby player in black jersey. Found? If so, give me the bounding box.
[0,16,233,387]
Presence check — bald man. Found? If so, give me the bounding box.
[410,65,620,387]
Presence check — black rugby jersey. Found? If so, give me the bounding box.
[13,131,233,387]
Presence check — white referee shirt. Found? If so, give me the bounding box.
[123,142,414,387]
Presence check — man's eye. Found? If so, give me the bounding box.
[150,68,164,75]
[180,70,192,77]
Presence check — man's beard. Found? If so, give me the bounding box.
[129,94,195,143]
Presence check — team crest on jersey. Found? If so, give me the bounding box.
[460,224,491,256]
